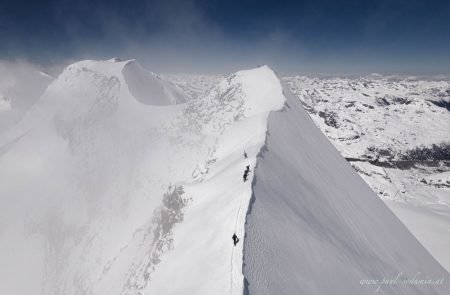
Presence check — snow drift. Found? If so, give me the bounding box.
[243,83,449,294]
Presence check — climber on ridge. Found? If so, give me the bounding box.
[244,151,248,159]
[232,233,239,246]
[243,165,250,182]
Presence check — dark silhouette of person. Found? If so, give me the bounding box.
[243,165,251,182]
[232,233,239,246]
[244,151,248,159]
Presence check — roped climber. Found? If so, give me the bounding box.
[232,233,239,246]
[243,165,250,182]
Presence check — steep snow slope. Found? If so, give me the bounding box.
[243,84,448,294]
[285,75,450,270]
[144,66,285,295]
[163,73,450,273]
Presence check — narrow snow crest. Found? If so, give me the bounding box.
[146,65,286,295]
[230,65,285,116]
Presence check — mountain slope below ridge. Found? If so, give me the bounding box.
[167,73,450,273]
[144,65,285,295]
[0,62,286,295]
[285,75,450,271]
[243,83,448,294]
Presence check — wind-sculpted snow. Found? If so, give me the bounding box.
[243,83,448,295]
[123,61,185,106]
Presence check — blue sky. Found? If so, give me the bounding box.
[1,0,449,73]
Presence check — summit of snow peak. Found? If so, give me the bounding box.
[54,58,186,107]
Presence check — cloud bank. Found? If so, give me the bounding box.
[0,0,449,74]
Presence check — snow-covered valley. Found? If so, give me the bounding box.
[0,60,448,294]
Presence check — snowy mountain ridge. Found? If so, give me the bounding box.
[168,72,450,271]
[0,60,287,295]
[0,60,448,295]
